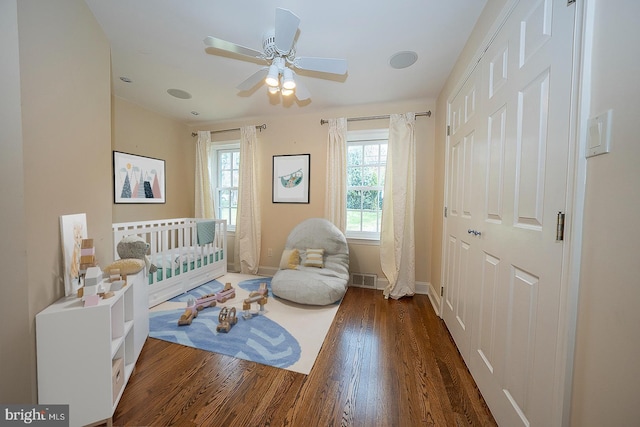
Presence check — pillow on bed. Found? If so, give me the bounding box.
[303,248,324,268]
[103,258,145,275]
[279,248,300,270]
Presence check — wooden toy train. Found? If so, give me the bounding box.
[177,283,236,326]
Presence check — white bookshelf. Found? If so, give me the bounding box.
[36,270,148,427]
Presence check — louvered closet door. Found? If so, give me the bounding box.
[443,0,576,425]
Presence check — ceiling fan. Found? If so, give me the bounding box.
[203,7,347,101]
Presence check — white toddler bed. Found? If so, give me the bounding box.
[113,218,227,307]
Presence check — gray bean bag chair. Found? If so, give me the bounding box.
[271,218,349,305]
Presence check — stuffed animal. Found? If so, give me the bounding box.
[116,235,157,273]
[103,258,146,276]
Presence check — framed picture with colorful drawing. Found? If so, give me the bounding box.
[113,151,166,204]
[272,154,310,204]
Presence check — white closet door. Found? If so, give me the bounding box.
[443,0,576,425]
[442,66,483,364]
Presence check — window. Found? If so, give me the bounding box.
[214,146,240,229]
[346,129,389,239]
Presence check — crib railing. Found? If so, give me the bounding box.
[112,218,227,305]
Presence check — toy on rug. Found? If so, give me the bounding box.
[242,282,269,319]
[214,282,236,303]
[216,306,238,333]
[177,294,218,326]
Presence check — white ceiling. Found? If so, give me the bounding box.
[84,0,487,125]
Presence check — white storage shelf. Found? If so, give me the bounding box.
[36,270,148,427]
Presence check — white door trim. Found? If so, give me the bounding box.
[557,0,592,424]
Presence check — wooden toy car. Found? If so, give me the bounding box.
[216,306,237,333]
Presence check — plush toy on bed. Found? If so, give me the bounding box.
[114,235,157,274]
[104,235,157,275]
[102,235,156,278]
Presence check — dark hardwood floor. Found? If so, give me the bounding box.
[112,287,496,426]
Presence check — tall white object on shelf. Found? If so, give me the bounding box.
[36,269,148,427]
[60,213,87,296]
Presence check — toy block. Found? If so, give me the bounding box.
[83,294,100,307]
[81,255,96,265]
[85,266,102,287]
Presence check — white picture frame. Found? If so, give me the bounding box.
[113,151,166,204]
[60,213,87,296]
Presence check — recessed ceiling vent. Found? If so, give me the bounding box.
[167,88,192,99]
[389,51,418,69]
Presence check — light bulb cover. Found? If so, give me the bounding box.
[282,68,296,90]
[268,86,279,94]
[281,88,294,96]
[265,64,280,87]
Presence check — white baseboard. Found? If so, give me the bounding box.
[427,282,442,317]
[257,266,277,277]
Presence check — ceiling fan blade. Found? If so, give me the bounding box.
[274,8,300,54]
[236,67,269,91]
[294,57,348,75]
[204,36,264,59]
[292,73,311,101]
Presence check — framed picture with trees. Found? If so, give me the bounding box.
[113,151,165,204]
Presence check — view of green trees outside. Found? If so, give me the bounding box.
[346,142,387,233]
[217,149,239,227]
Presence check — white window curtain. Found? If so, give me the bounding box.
[234,125,261,274]
[324,118,347,232]
[380,113,416,299]
[195,131,216,218]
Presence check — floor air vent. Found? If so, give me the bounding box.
[350,273,377,289]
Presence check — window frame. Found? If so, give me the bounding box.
[345,128,389,241]
[210,142,240,231]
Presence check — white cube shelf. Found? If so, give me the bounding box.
[36,270,148,427]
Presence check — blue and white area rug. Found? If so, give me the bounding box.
[148,273,341,375]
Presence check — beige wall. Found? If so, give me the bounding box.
[111,97,194,227]
[0,0,112,402]
[192,99,435,284]
[570,1,640,425]
[0,0,31,404]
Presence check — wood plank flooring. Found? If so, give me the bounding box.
[112,287,496,426]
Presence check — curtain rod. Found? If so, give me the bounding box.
[319,111,431,125]
[191,123,267,137]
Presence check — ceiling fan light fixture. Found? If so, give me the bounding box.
[265,64,280,87]
[204,7,348,104]
[282,68,296,90]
